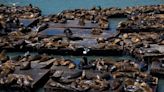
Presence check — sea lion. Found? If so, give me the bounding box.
[20,61,31,70]
[79,57,94,69]
[36,23,49,33]
[78,18,85,26]
[131,37,141,43]
[146,49,160,53]
[91,28,103,35]
[51,70,63,79]
[64,28,73,38]
[65,71,82,79]
[39,54,51,62]
[113,38,121,45]
[0,50,9,63]
[110,79,122,90]
[68,63,76,69]
[5,74,16,84]
[95,58,108,71]
[60,59,70,66]
[60,18,67,24]
[12,74,33,87]
[70,79,90,91]
[122,33,129,39]
[53,59,60,66]
[0,61,15,78]
[98,17,109,29]
[49,81,75,91]
[97,37,105,43]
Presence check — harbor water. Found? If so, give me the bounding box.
[0,0,164,92]
[0,0,163,15]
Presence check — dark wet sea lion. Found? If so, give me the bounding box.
[37,23,49,33]
[68,36,83,41]
[100,73,111,80]
[64,28,73,38]
[64,71,82,79]
[79,57,92,69]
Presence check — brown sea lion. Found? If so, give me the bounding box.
[91,28,103,35]
[78,19,85,26]
[20,61,31,70]
[68,63,76,69]
[0,50,9,63]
